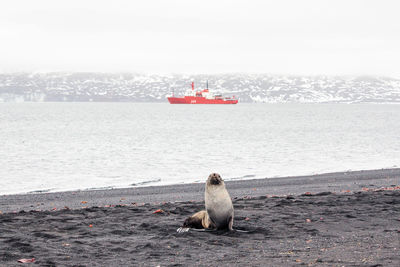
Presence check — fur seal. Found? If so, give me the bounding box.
[205,173,234,230]
[183,173,234,231]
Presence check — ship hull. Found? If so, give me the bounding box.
[168,96,238,104]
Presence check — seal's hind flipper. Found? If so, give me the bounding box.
[183,210,209,229]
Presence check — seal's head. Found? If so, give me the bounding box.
[207,173,223,186]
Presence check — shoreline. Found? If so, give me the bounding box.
[1,168,399,213]
[0,168,399,266]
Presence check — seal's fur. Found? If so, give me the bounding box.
[205,173,234,230]
[183,173,234,231]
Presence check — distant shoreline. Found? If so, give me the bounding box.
[1,73,400,103]
[2,101,400,104]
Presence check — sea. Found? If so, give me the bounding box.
[1,102,399,195]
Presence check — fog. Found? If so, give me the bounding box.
[0,0,399,76]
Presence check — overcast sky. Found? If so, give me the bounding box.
[0,0,399,76]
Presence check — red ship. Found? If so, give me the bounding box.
[167,82,238,104]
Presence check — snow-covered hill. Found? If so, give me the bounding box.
[1,72,400,103]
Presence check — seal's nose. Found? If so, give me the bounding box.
[209,173,221,185]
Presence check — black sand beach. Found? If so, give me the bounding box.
[1,169,399,266]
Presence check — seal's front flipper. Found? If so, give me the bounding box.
[234,229,249,233]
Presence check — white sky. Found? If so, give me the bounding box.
[0,0,399,76]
